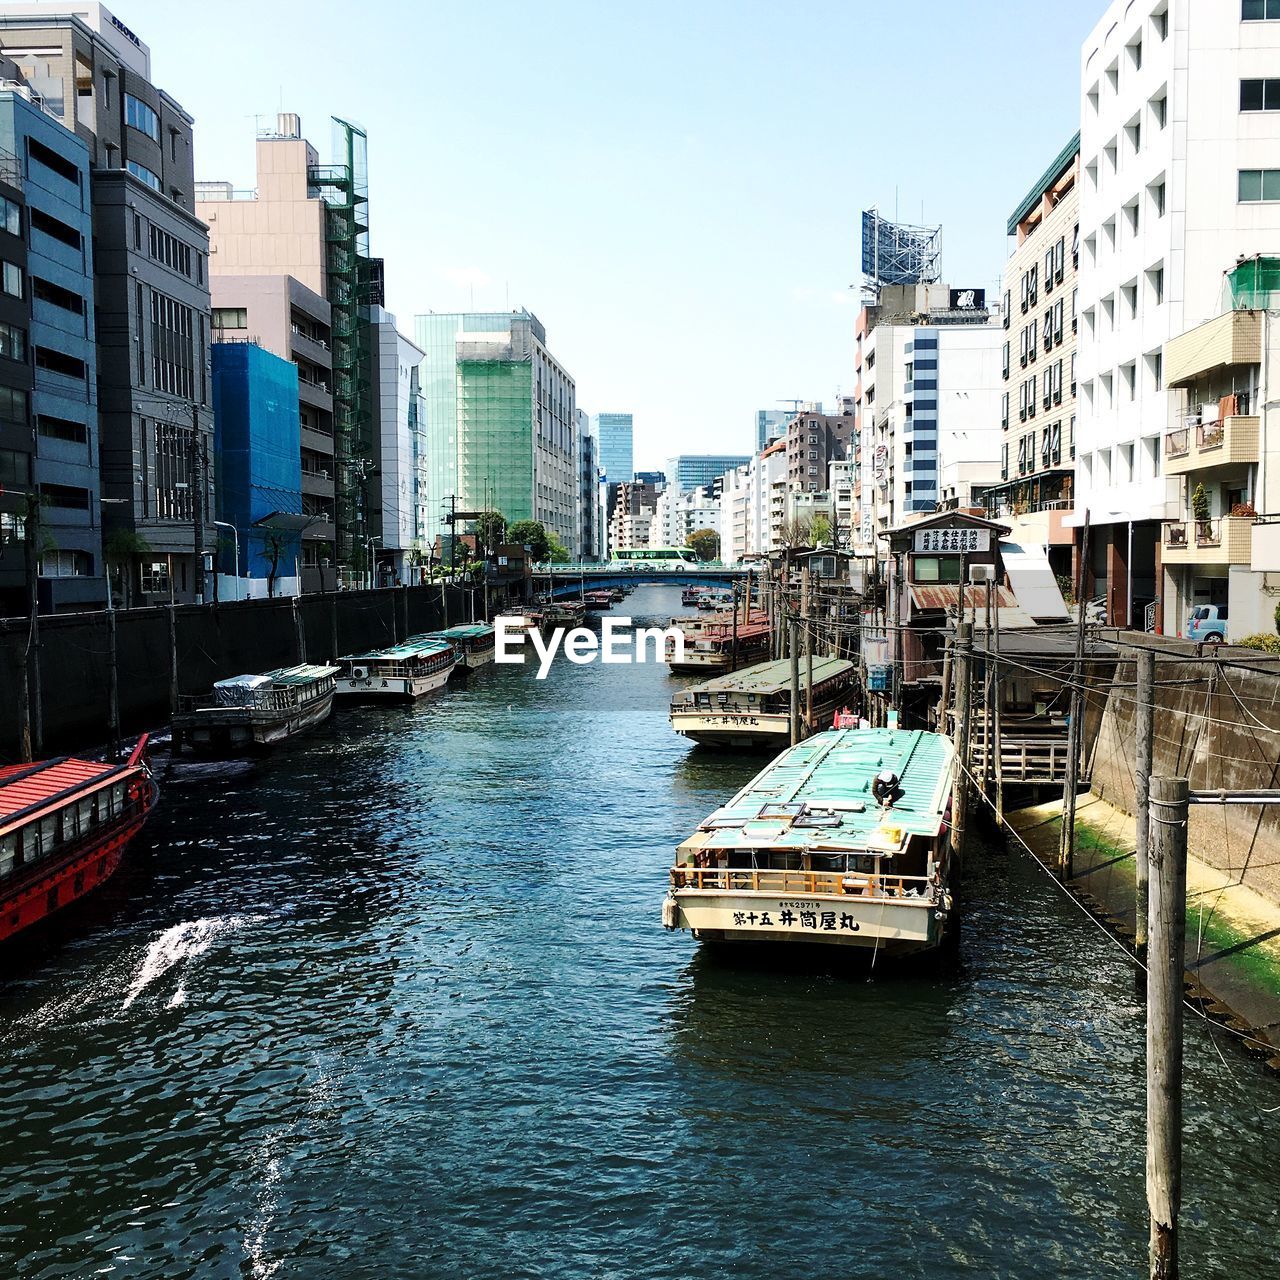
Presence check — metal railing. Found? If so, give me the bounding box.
[1165,427,1190,458]
[670,865,936,901]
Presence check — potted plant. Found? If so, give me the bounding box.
[1190,482,1212,538]
[1230,501,1256,518]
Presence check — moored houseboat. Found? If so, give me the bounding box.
[172,664,340,754]
[664,617,772,674]
[663,728,956,957]
[336,636,457,699]
[669,656,858,748]
[581,590,615,611]
[681,586,707,606]
[425,623,496,670]
[0,737,158,944]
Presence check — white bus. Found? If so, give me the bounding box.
[611,547,702,571]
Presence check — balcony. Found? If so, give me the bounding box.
[1164,310,1261,387]
[1163,415,1259,475]
[1162,516,1253,565]
[301,468,334,498]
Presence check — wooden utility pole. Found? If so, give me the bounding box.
[1059,511,1092,880]
[730,581,739,673]
[292,597,307,663]
[937,638,953,734]
[330,595,339,663]
[1147,775,1188,1280]
[789,619,801,745]
[801,564,813,729]
[167,602,179,716]
[107,604,120,759]
[1135,648,1156,969]
[950,621,973,859]
[16,493,39,761]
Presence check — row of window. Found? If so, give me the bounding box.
[1001,421,1070,480]
[1239,169,1280,202]
[123,92,160,142]
[1084,5,1168,116]
[1080,438,1162,490]
[1244,0,1280,20]
[1080,351,1165,413]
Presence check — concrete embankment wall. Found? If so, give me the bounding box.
[0,584,490,758]
[1089,655,1280,906]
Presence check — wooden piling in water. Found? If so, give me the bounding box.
[1135,648,1155,970]
[951,621,973,860]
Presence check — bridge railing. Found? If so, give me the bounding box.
[530,562,733,574]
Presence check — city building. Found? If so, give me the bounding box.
[0,126,31,618]
[415,310,577,553]
[853,284,1004,554]
[785,406,852,495]
[594,411,633,484]
[369,307,425,586]
[665,453,750,493]
[0,83,101,612]
[633,468,665,490]
[1075,0,1280,629]
[0,3,214,606]
[197,112,378,584]
[210,341,302,598]
[986,133,1079,582]
[755,408,793,451]
[607,479,657,551]
[207,274,336,590]
[650,482,719,550]
[1159,261,1280,639]
[576,408,601,561]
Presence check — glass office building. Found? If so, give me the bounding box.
[594,412,633,484]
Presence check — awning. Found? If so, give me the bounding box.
[252,512,320,533]
[999,539,1069,621]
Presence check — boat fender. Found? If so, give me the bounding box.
[871,770,899,807]
[661,898,679,931]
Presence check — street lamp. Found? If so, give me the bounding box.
[212,520,241,602]
[365,534,382,591]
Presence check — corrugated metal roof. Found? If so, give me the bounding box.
[1006,131,1081,235]
[342,638,453,663]
[426,624,495,640]
[686,728,954,852]
[262,664,340,685]
[909,584,1017,612]
[678,657,855,697]
[0,757,129,826]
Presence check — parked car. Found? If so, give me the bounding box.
[1084,595,1107,625]
[1186,603,1228,644]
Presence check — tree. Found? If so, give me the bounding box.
[507,520,551,562]
[546,532,570,564]
[473,510,506,553]
[810,514,832,546]
[687,528,720,562]
[1190,482,1211,525]
[104,528,150,609]
[776,517,813,551]
[259,530,294,599]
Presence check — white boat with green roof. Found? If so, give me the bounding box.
[336,636,457,699]
[426,623,496,670]
[669,656,857,749]
[664,727,956,956]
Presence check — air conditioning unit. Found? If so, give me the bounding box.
[350,665,369,680]
[969,564,996,585]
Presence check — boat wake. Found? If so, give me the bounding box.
[122,915,265,1010]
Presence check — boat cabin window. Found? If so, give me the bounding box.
[0,832,16,876]
[22,823,42,862]
[716,693,730,705]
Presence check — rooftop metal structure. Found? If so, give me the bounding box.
[861,209,941,289]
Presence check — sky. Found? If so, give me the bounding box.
[109,0,1094,470]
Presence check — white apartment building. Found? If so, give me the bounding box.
[649,484,720,549]
[1076,0,1280,629]
[855,288,1004,548]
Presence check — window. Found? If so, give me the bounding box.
[141,561,169,594]
[1054,237,1065,283]
[127,160,162,192]
[36,346,87,380]
[0,194,20,237]
[1239,169,1280,201]
[150,289,194,397]
[2,260,22,298]
[37,415,87,444]
[0,447,31,488]
[1029,264,1038,304]
[1001,391,1009,430]
[1241,79,1280,111]
[1150,91,1167,130]
[1028,374,1037,418]
[912,556,962,584]
[32,276,85,315]
[1054,299,1065,345]
[1029,318,1038,361]
[154,423,194,520]
[0,320,25,361]
[39,548,92,577]
[1147,262,1165,305]
[149,225,191,276]
[124,93,160,141]
[39,482,90,510]
[0,384,27,422]
[31,208,81,250]
[1002,340,1010,379]
[28,137,79,185]
[1243,0,1280,19]
[1149,178,1166,217]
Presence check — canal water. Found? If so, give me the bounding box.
[1,585,1277,1278]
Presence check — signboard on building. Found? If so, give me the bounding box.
[949,288,986,311]
[914,527,990,554]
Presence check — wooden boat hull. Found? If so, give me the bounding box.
[669,887,944,955]
[176,690,335,753]
[0,783,156,945]
[667,640,772,675]
[672,692,852,748]
[457,648,495,670]
[335,663,455,699]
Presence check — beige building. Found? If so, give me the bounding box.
[991,133,1080,580]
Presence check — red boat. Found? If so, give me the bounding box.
[0,736,157,944]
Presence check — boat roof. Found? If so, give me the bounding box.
[426,624,495,640]
[262,663,340,684]
[685,728,954,853]
[679,656,855,697]
[0,757,137,830]
[341,637,453,662]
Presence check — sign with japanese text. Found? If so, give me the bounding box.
[913,527,990,554]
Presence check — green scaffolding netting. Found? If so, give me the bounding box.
[1223,257,1280,310]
